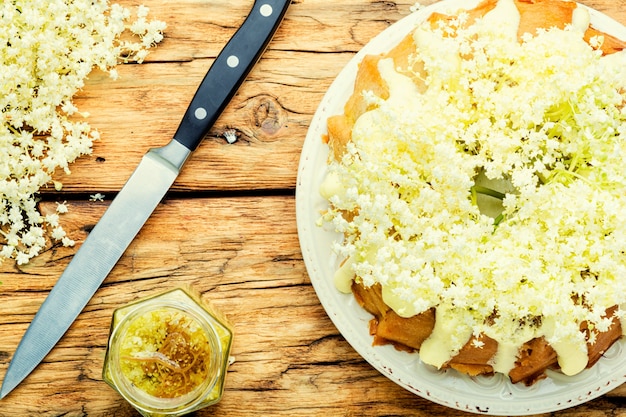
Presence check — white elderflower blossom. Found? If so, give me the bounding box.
[322,14,626,367]
[0,1,166,265]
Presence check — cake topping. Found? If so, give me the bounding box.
[321,0,626,376]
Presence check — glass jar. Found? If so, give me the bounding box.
[103,287,233,417]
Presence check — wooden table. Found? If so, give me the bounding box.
[1,0,625,415]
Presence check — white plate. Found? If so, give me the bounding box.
[296,1,626,415]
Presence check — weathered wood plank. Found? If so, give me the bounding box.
[49,0,426,194]
[55,53,318,193]
[0,196,451,417]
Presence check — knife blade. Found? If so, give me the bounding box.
[0,0,290,399]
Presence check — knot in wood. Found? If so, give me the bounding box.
[249,95,287,136]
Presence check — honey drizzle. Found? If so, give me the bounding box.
[123,321,211,398]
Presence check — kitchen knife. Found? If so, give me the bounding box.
[0,0,290,399]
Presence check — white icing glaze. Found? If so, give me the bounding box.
[376,58,421,105]
[491,342,519,374]
[482,0,520,40]
[572,6,591,33]
[541,316,589,375]
[419,304,473,368]
[552,339,589,376]
[333,256,355,294]
[319,170,345,201]
[381,284,421,318]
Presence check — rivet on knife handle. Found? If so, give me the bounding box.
[0,0,290,400]
[174,0,290,151]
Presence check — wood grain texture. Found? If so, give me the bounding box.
[50,0,426,194]
[1,0,626,416]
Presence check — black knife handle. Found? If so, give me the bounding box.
[173,0,290,151]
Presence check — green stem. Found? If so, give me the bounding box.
[472,185,506,200]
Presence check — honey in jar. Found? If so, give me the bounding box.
[103,287,233,416]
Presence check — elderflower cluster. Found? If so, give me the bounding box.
[322,12,626,358]
[0,1,165,264]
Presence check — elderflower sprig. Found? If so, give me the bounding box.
[1,1,166,265]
